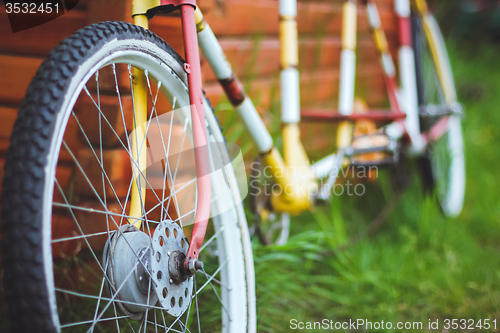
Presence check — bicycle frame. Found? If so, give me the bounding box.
[127,0,457,268]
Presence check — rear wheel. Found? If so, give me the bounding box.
[413,14,466,217]
[1,22,255,333]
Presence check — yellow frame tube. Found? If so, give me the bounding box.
[262,147,313,214]
[128,14,149,228]
[282,124,309,169]
[342,1,357,51]
[279,17,298,68]
[132,0,160,17]
[195,7,206,32]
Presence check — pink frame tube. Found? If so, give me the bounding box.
[181,4,211,267]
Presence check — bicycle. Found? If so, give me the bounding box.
[0,0,465,332]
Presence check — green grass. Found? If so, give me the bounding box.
[250,40,500,332]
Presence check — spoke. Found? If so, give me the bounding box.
[144,320,184,333]
[96,65,171,219]
[55,288,168,312]
[87,258,142,332]
[169,118,190,227]
[173,208,195,224]
[142,177,197,221]
[164,312,186,333]
[54,179,112,284]
[194,257,229,297]
[123,318,138,333]
[112,62,142,229]
[70,108,126,213]
[200,272,229,290]
[143,271,153,333]
[52,63,232,333]
[194,277,201,333]
[159,101,176,223]
[55,177,155,310]
[177,317,192,333]
[93,250,108,329]
[61,140,116,218]
[154,308,158,333]
[202,270,231,320]
[51,230,109,243]
[112,300,121,333]
[59,142,158,285]
[94,68,112,332]
[182,287,193,333]
[60,315,130,329]
[137,70,161,239]
[160,307,167,332]
[146,73,170,225]
[199,226,225,253]
[74,85,140,229]
[52,202,146,223]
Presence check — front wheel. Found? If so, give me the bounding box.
[1,22,255,333]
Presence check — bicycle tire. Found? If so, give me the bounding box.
[1,21,255,333]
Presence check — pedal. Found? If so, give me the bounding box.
[346,132,399,166]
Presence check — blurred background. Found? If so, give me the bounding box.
[1,0,500,331]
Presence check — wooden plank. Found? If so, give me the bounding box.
[201,36,398,82]
[204,63,388,108]
[86,0,214,24]
[299,0,393,6]
[74,94,133,147]
[85,63,131,94]
[0,8,87,56]
[149,0,398,37]
[0,56,132,108]
[51,215,82,258]
[53,164,74,201]
[69,202,123,251]
[0,55,42,105]
[73,148,132,199]
[87,0,133,24]
[148,0,398,64]
[0,54,390,124]
[0,106,18,144]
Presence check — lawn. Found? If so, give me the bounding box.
[251,39,500,332]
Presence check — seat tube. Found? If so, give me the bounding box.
[180,4,211,265]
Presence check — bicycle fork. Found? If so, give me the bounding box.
[130,0,210,273]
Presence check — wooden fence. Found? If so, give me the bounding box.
[0,0,398,247]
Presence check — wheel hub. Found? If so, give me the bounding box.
[103,225,157,320]
[151,220,193,317]
[103,221,194,320]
